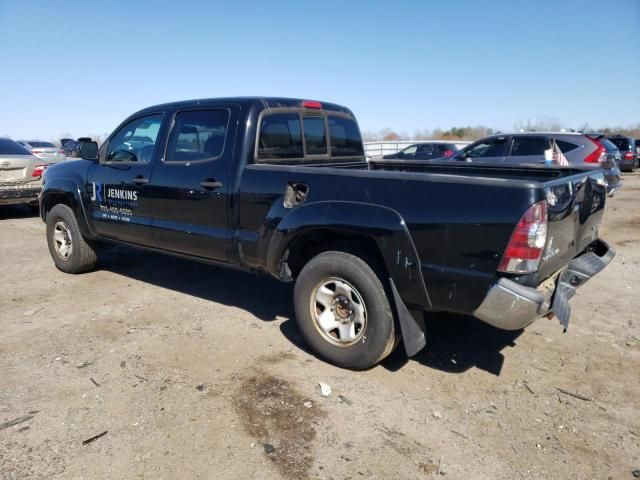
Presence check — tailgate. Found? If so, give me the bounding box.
[537,170,607,279]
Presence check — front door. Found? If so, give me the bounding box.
[148,106,238,261]
[86,112,165,246]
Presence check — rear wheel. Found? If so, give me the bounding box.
[46,204,97,273]
[294,251,396,369]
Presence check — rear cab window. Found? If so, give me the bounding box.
[256,108,363,163]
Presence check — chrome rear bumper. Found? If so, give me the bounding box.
[473,240,615,330]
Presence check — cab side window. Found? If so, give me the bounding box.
[165,109,230,163]
[105,114,163,164]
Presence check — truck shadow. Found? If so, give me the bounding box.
[100,245,522,376]
[381,313,523,375]
[0,204,39,219]
[100,245,295,323]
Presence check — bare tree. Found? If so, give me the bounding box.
[513,117,564,132]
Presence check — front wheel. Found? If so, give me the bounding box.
[46,204,97,273]
[294,251,396,369]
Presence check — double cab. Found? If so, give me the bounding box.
[39,97,614,369]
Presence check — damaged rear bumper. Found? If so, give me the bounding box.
[473,240,615,331]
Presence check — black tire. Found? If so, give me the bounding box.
[46,204,97,273]
[294,251,396,369]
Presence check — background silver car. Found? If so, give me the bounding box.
[0,138,47,211]
[450,132,622,194]
[17,140,66,164]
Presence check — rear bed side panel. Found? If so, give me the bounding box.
[237,164,545,314]
[406,184,539,314]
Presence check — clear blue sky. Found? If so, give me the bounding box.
[1,0,639,140]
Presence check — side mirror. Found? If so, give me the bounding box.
[79,141,99,161]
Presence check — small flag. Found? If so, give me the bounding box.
[552,140,570,166]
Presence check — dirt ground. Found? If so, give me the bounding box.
[1,174,639,480]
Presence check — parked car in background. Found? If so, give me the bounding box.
[364,140,471,160]
[0,138,47,211]
[608,135,637,172]
[62,137,93,158]
[448,132,622,195]
[17,140,66,164]
[60,138,74,148]
[382,142,459,160]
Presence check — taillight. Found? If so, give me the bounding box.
[584,138,605,163]
[302,100,322,109]
[498,201,548,274]
[58,149,65,155]
[624,151,633,160]
[32,164,47,177]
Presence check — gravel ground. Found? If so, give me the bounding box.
[1,173,639,480]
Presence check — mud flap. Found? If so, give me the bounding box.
[390,278,426,356]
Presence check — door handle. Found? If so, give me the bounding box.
[133,176,149,185]
[200,180,223,190]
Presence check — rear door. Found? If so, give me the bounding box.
[147,105,239,261]
[85,112,166,245]
[505,135,550,165]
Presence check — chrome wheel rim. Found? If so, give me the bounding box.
[310,277,367,346]
[53,221,73,260]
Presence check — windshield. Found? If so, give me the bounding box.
[0,138,32,155]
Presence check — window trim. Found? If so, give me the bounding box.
[162,107,232,165]
[102,112,165,166]
[253,107,363,164]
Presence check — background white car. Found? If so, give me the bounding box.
[16,140,66,164]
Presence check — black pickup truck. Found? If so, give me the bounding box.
[39,97,614,369]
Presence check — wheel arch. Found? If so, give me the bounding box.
[40,179,95,239]
[268,201,433,312]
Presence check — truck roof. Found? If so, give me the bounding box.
[134,97,354,117]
